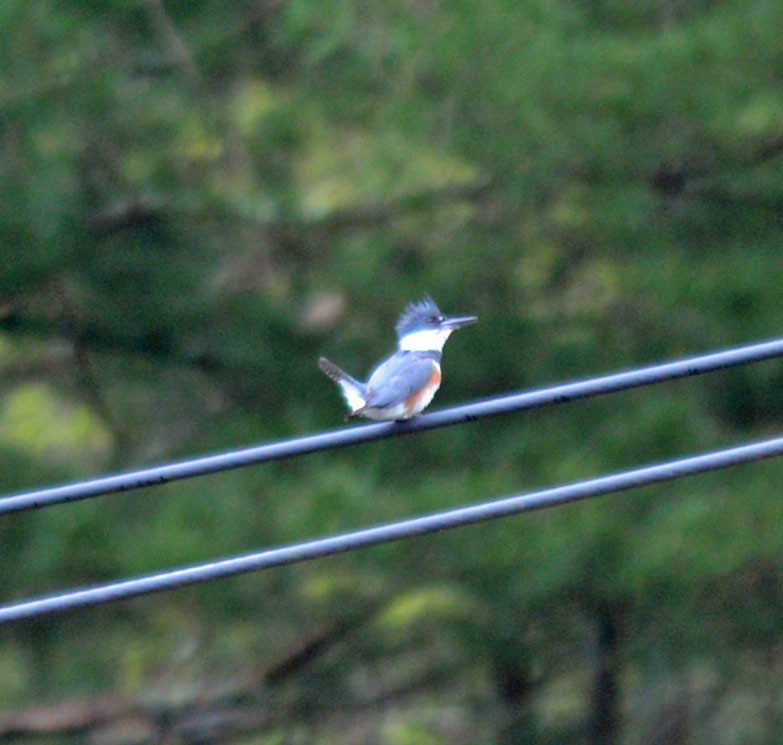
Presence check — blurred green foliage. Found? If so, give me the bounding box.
[1,0,783,742]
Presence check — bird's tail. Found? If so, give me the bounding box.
[318,357,367,414]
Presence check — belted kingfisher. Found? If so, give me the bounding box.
[319,296,477,421]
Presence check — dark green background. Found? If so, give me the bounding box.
[2,1,783,742]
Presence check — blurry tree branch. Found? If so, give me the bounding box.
[281,173,497,236]
[83,174,496,239]
[72,340,130,450]
[142,0,198,79]
[242,0,288,27]
[0,310,221,374]
[0,602,411,745]
[647,131,783,198]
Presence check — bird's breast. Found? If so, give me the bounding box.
[403,364,442,415]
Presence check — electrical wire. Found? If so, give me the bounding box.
[2,434,783,624]
[2,337,783,516]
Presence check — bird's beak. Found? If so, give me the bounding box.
[442,314,478,330]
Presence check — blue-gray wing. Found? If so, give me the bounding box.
[364,354,438,409]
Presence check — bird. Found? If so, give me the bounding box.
[318,296,477,421]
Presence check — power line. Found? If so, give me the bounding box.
[2,337,783,517]
[2,434,783,624]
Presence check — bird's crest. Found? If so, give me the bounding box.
[395,296,443,338]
